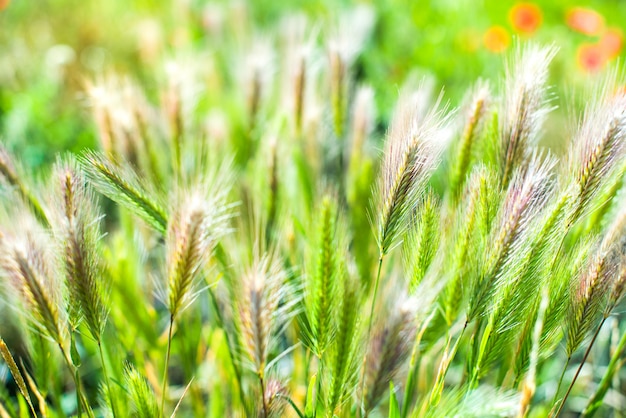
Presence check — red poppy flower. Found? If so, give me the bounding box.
[484,26,510,53]
[509,3,543,34]
[600,28,623,59]
[566,7,605,36]
[577,43,606,73]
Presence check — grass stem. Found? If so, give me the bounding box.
[161,314,175,417]
[59,343,93,418]
[259,372,268,418]
[98,341,117,418]
[358,255,384,417]
[553,318,606,417]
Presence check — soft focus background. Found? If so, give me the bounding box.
[1,0,625,170]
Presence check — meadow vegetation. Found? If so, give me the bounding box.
[1,2,626,417]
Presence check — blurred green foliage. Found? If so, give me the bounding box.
[1,0,626,169]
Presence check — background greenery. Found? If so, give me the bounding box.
[1,0,626,169]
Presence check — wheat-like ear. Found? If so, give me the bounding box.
[374,86,451,256]
[325,268,362,416]
[468,154,554,322]
[80,151,168,234]
[0,216,66,345]
[125,364,160,418]
[51,157,109,341]
[263,378,289,418]
[449,80,491,199]
[499,44,556,188]
[566,245,614,357]
[422,387,520,418]
[443,164,499,326]
[237,252,298,375]
[403,191,440,293]
[472,188,573,380]
[166,181,233,318]
[0,338,36,417]
[364,296,416,414]
[300,194,341,357]
[567,74,626,225]
[595,203,626,315]
[0,144,49,226]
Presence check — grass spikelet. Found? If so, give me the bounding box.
[125,365,160,418]
[160,178,233,414]
[80,151,168,234]
[477,190,573,378]
[567,75,626,225]
[0,217,66,345]
[166,186,231,318]
[423,387,520,418]
[301,195,341,357]
[601,203,626,313]
[606,263,626,314]
[363,296,416,415]
[263,378,289,418]
[238,253,293,375]
[449,80,491,198]
[236,252,298,417]
[403,191,440,293]
[325,267,362,416]
[51,158,108,341]
[468,154,554,322]
[499,44,556,188]
[375,87,450,257]
[443,165,498,325]
[565,246,614,357]
[0,144,49,226]
[0,338,36,417]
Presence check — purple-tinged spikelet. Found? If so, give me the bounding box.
[375,87,451,256]
[500,45,556,187]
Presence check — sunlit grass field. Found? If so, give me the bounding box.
[1,1,626,417]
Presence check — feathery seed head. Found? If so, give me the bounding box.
[51,159,108,340]
[450,80,492,197]
[125,365,159,418]
[263,378,289,418]
[237,253,295,375]
[567,244,615,355]
[364,295,417,412]
[302,195,342,356]
[468,155,554,320]
[500,44,556,187]
[167,186,231,317]
[81,152,169,233]
[0,216,66,344]
[376,86,451,255]
[568,74,626,223]
[327,5,375,67]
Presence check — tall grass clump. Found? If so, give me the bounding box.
[2,7,626,417]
